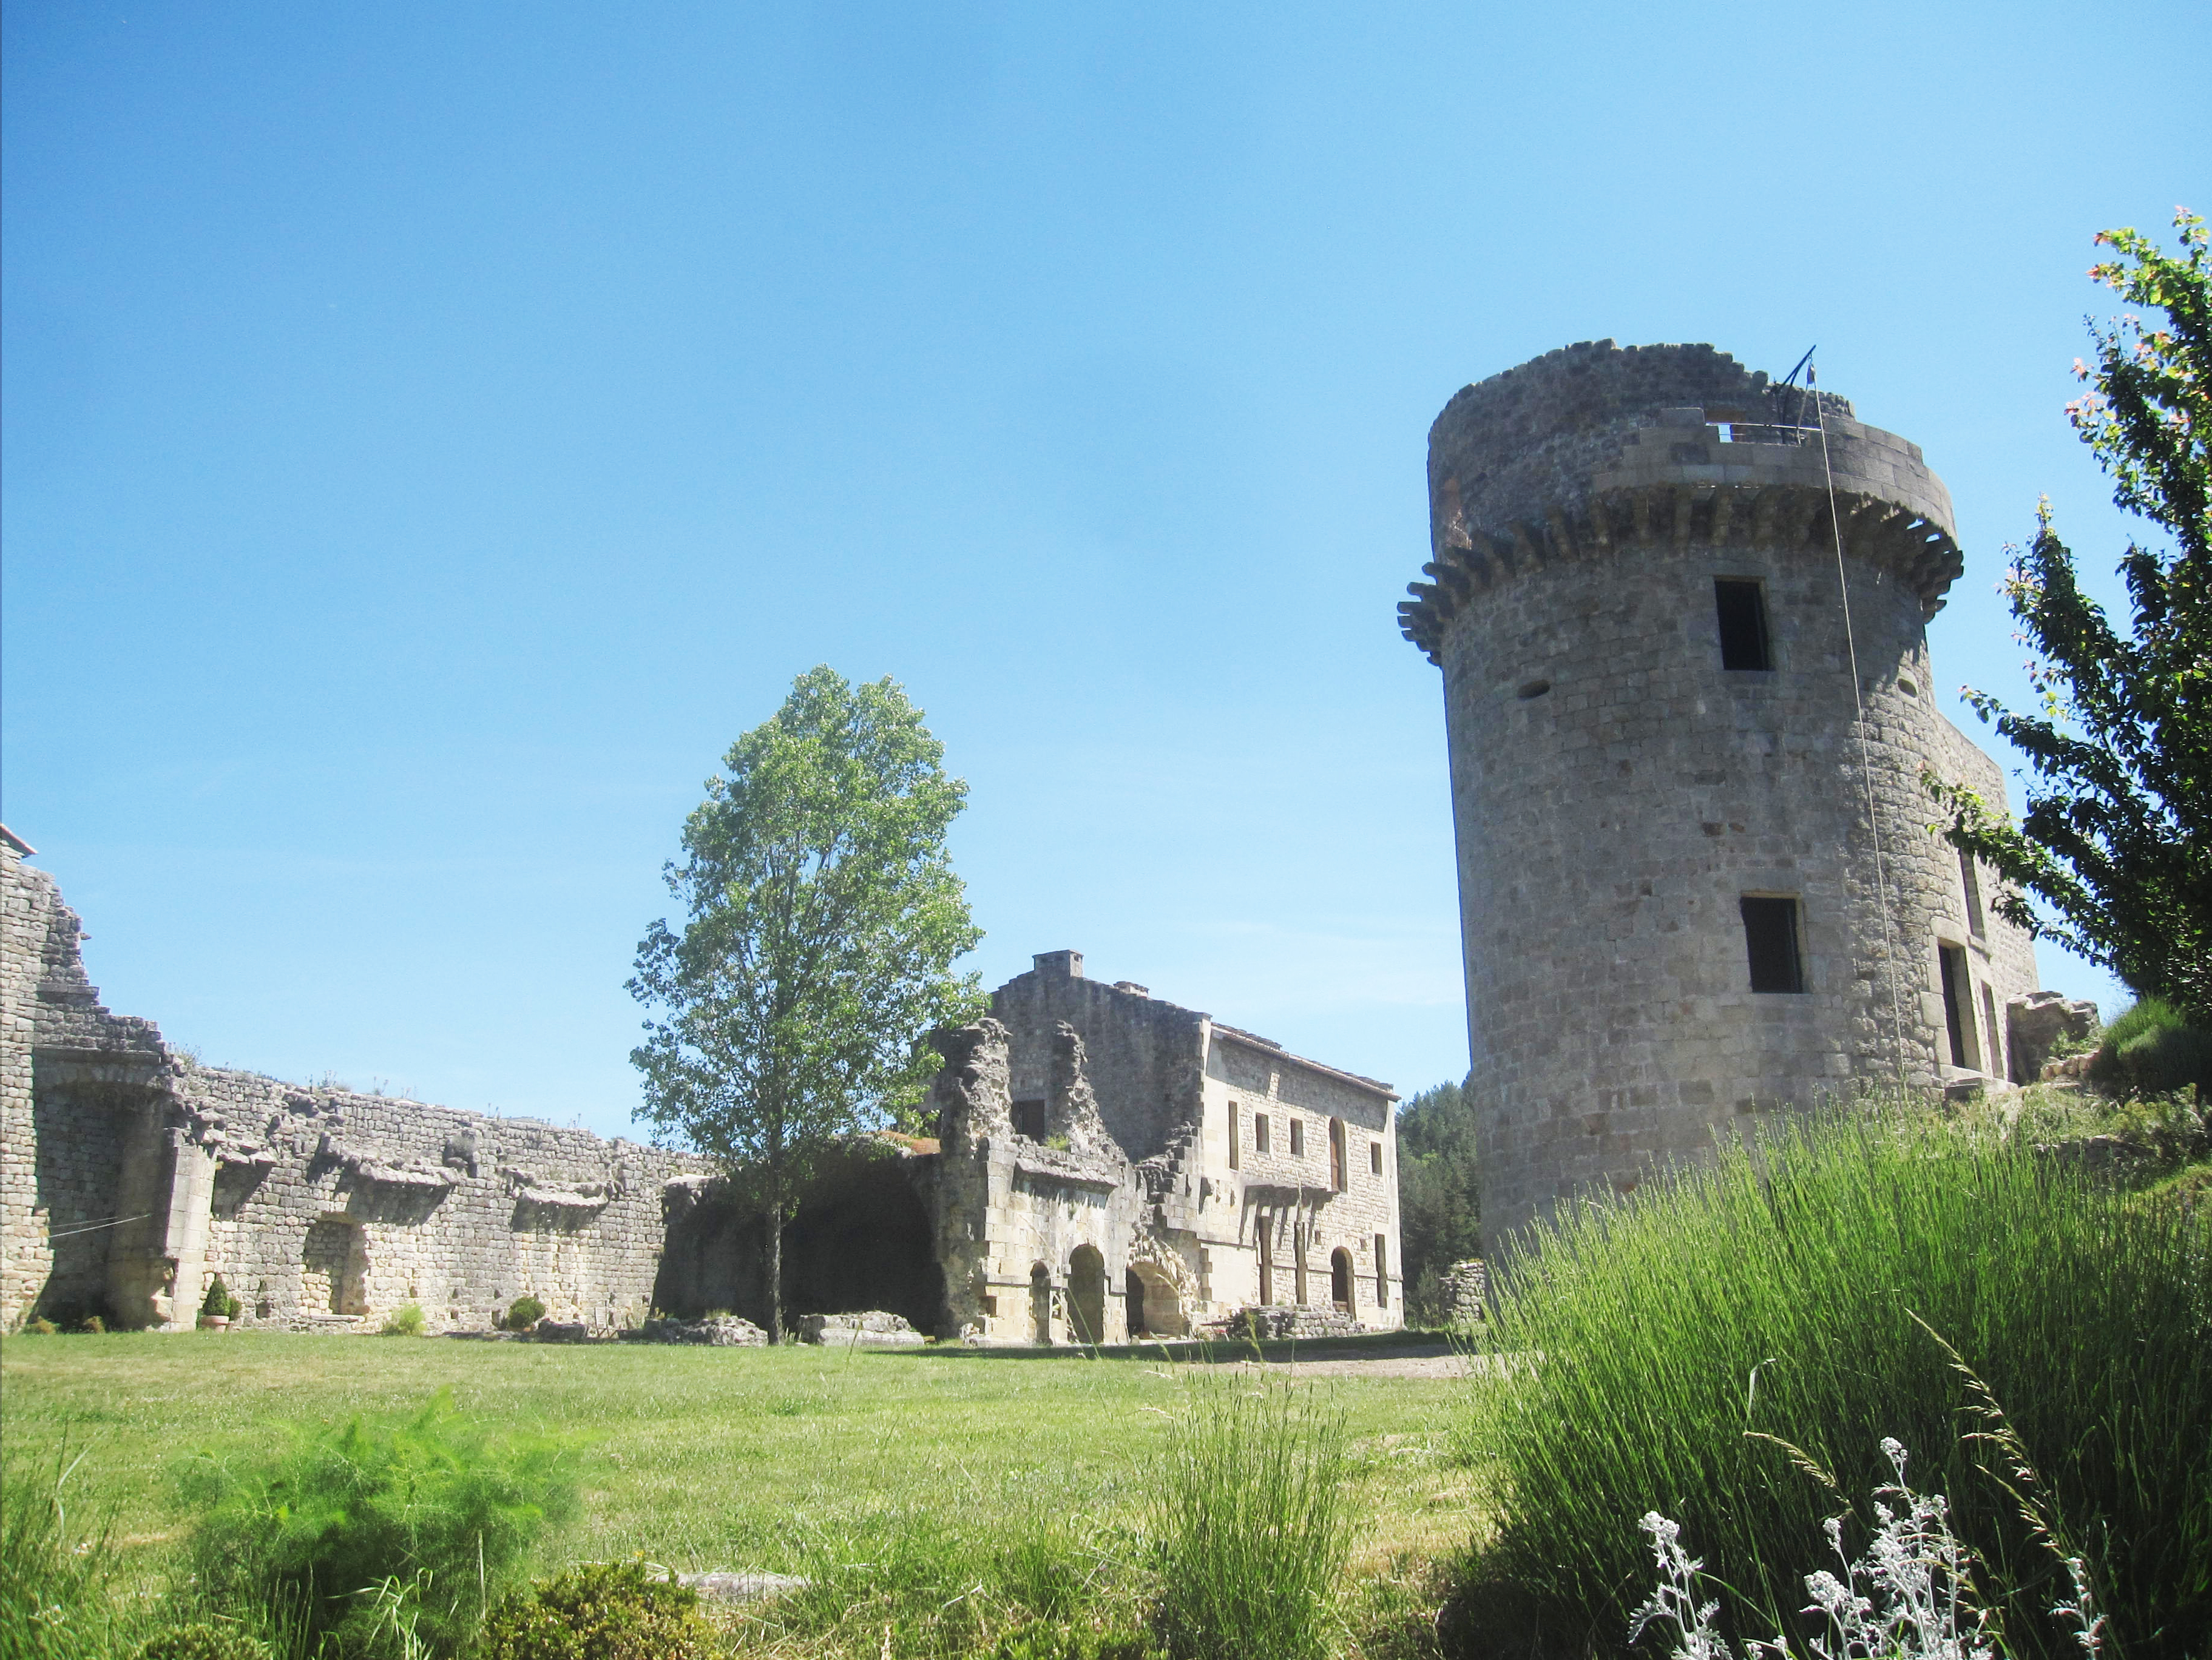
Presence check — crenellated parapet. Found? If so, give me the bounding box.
[1402,344,1964,663]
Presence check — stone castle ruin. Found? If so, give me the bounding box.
[2,836,1403,1337]
[1399,341,2080,1244]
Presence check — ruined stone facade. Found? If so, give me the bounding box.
[1399,342,2049,1246]
[3,838,1401,1338]
[1,833,706,1333]
[927,951,1404,1343]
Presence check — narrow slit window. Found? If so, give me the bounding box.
[1226,1103,1240,1170]
[1368,1139,1383,1176]
[1375,1234,1389,1307]
[1715,579,1773,670]
[1740,896,1805,993]
[1288,1118,1304,1157]
[1254,1113,1270,1155]
[1959,849,1986,938]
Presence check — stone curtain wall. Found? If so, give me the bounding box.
[1404,343,2043,1248]
[181,1067,699,1332]
[0,840,706,1332]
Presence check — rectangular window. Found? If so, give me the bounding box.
[1740,896,1805,993]
[1290,1118,1305,1157]
[1012,1099,1046,1139]
[1254,1113,1271,1155]
[1227,1102,1240,1170]
[1938,943,1975,1068]
[1369,1139,1383,1176]
[1959,849,1986,938]
[1715,579,1773,671]
[1375,1234,1389,1307]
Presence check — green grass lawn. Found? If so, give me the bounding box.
[2,1331,1480,1656]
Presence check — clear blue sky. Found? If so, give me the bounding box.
[5,4,2202,1136]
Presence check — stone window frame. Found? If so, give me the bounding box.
[1288,1117,1304,1158]
[1254,1113,1271,1156]
[1713,575,1776,673]
[1368,1138,1383,1177]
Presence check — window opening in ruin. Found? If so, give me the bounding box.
[1227,1102,1240,1170]
[1030,1261,1052,1344]
[1981,982,2004,1078]
[1368,1138,1382,1176]
[1012,1099,1047,1139]
[1254,1113,1271,1155]
[1938,943,1976,1069]
[1740,896,1805,994]
[1288,1118,1304,1157]
[1067,1246,1106,1345]
[1714,579,1773,671]
[1256,1221,1273,1305]
[1330,1248,1354,1314]
[1517,679,1552,700]
[1373,1234,1388,1306]
[1125,1267,1147,1336]
[1329,1119,1347,1191]
[1958,849,1986,938]
[300,1215,368,1317]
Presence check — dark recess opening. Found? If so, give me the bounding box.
[1010,1099,1046,1139]
[1938,943,1972,1067]
[1715,579,1773,670]
[1740,896,1805,993]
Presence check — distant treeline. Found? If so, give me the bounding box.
[1395,1078,1481,1320]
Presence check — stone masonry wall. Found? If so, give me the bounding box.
[1,841,706,1332]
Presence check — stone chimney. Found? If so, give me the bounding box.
[1032,950,1084,979]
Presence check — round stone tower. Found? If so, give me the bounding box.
[1400,341,2040,1247]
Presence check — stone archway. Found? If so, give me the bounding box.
[1126,1260,1188,1337]
[1067,1244,1106,1345]
[1029,1261,1053,1345]
[1330,1247,1355,1315]
[302,1215,368,1317]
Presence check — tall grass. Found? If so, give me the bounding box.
[1460,1108,2211,1659]
[1,1447,134,1660]
[180,1388,578,1659]
[1151,1379,1352,1660]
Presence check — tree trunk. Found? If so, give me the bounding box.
[763,1190,783,1344]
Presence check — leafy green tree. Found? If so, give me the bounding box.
[1395,1078,1482,1313]
[629,667,984,1341]
[1927,210,2210,1028]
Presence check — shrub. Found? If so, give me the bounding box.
[379,1304,428,1337]
[1459,1108,2211,1658]
[79,1314,106,1335]
[472,1560,712,1660]
[181,1388,579,1658]
[502,1296,547,1332]
[1149,1378,1351,1660]
[2088,997,2212,1099]
[200,1278,241,1321]
[994,1621,1168,1660]
[133,1625,271,1660]
[25,1316,58,1335]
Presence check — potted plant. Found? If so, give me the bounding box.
[198,1276,242,1331]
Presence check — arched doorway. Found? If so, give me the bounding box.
[1126,1260,1188,1337]
[1330,1247,1354,1314]
[1029,1261,1052,1345]
[1067,1245,1106,1345]
[1125,1268,1148,1337]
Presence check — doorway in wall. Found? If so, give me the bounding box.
[1938,943,1979,1068]
[1029,1262,1052,1345]
[1067,1246,1105,1345]
[1330,1248,1354,1314]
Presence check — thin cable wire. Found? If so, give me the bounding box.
[1808,365,1913,1085]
